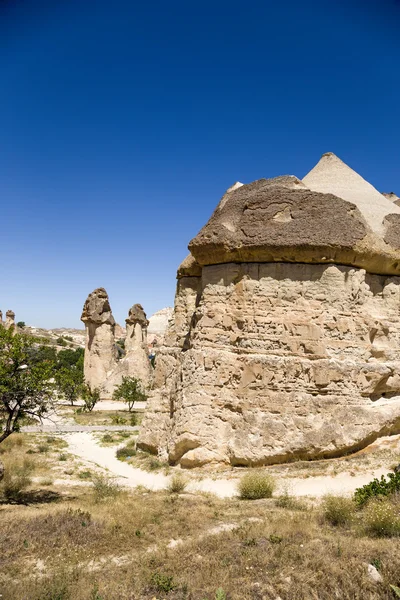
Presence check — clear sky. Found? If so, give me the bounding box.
[0,0,399,328]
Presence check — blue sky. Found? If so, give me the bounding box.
[0,0,399,328]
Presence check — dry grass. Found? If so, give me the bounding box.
[1,485,400,599]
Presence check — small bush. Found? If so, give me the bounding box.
[275,489,307,510]
[149,457,163,471]
[92,474,121,502]
[130,413,138,426]
[1,458,35,500]
[167,473,187,494]
[362,498,400,537]
[238,471,275,500]
[150,572,176,593]
[354,471,400,506]
[58,453,68,461]
[116,445,136,460]
[101,434,114,444]
[110,414,127,425]
[322,495,355,527]
[37,444,48,453]
[78,470,92,480]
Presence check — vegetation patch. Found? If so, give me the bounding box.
[238,471,275,500]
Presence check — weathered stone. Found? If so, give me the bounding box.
[81,288,117,393]
[81,290,152,396]
[138,154,400,467]
[5,310,15,330]
[0,459,3,481]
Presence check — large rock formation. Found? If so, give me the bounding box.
[138,153,400,467]
[5,310,15,330]
[81,288,117,393]
[81,290,151,396]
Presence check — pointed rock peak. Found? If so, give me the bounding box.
[383,192,400,203]
[303,152,400,236]
[226,181,243,194]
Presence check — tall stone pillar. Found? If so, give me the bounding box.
[124,304,151,385]
[81,288,117,393]
[0,311,3,326]
[5,310,15,330]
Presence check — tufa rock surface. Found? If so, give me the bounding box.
[138,153,400,467]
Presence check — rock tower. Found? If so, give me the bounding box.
[81,288,117,392]
[81,289,151,396]
[5,310,15,330]
[138,153,400,467]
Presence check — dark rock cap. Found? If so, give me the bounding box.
[81,288,115,326]
[188,154,400,276]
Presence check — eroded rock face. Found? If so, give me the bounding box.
[138,154,400,467]
[81,288,117,392]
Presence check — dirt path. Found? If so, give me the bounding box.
[63,431,390,499]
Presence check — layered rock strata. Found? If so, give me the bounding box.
[138,153,400,467]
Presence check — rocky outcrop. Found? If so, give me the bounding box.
[81,288,117,393]
[138,153,400,468]
[383,192,400,207]
[5,310,15,330]
[81,290,152,397]
[0,311,3,326]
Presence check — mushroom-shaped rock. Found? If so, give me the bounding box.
[138,153,400,468]
[5,310,15,330]
[189,154,400,276]
[81,287,115,326]
[81,288,116,393]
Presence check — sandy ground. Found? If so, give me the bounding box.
[64,431,392,499]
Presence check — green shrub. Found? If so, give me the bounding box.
[1,458,35,500]
[275,489,307,510]
[116,445,136,460]
[322,494,355,526]
[167,473,187,494]
[58,453,68,461]
[78,470,92,480]
[354,471,400,506]
[238,471,275,500]
[92,474,121,502]
[149,457,163,471]
[129,413,138,426]
[362,498,400,537]
[150,572,176,593]
[110,414,127,425]
[101,434,114,444]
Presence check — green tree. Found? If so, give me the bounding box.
[56,347,84,371]
[55,366,84,406]
[16,321,25,329]
[113,376,147,412]
[0,326,55,444]
[81,385,100,412]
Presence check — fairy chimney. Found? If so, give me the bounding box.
[81,288,117,392]
[5,310,15,330]
[138,153,400,468]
